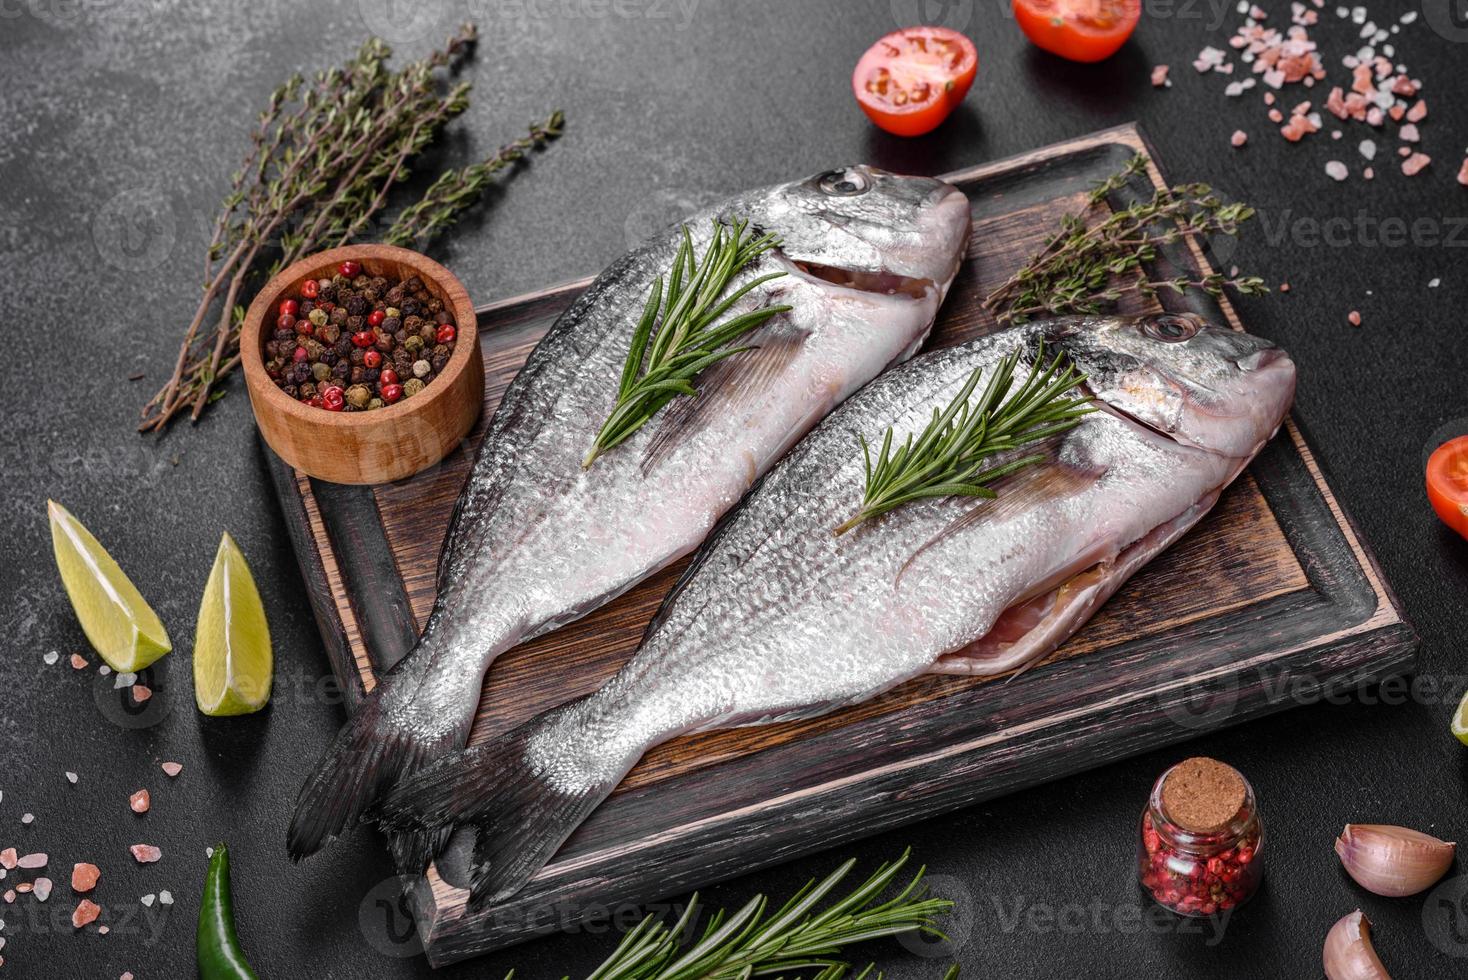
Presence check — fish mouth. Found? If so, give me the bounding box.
[788,259,936,299]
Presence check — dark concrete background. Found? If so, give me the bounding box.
[3,0,1468,976]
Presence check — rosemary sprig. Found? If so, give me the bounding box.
[835,345,1092,536]
[139,24,563,433]
[583,217,791,468]
[575,849,954,980]
[983,154,1266,324]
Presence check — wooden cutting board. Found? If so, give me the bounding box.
[263,123,1416,966]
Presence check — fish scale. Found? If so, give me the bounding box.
[287,165,972,862]
[376,312,1297,907]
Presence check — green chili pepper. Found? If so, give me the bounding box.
[197,843,260,979]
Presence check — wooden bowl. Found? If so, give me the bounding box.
[241,244,483,485]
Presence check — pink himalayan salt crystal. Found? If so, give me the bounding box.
[130,790,150,814]
[131,685,151,703]
[1399,123,1420,142]
[16,853,46,869]
[129,844,162,864]
[1406,99,1427,122]
[72,899,100,929]
[0,849,14,870]
[70,654,88,670]
[1232,130,1249,147]
[1347,310,1362,326]
[1324,160,1349,181]
[2,891,12,904]
[160,762,182,777]
[32,877,51,902]
[122,974,134,980]
[1457,158,1468,186]
[1264,92,1276,106]
[1402,152,1431,176]
[72,863,101,893]
[1364,167,1375,179]
[1389,104,1405,121]
[1269,108,1284,123]
[1151,64,1170,87]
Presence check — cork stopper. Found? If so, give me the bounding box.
[1160,757,1246,832]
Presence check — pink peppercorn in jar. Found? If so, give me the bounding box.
[1138,757,1264,917]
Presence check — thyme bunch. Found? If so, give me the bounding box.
[983,154,1265,324]
[577,850,954,980]
[584,217,790,468]
[835,345,1092,536]
[140,24,563,433]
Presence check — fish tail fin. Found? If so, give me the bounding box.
[375,699,627,904]
[287,656,476,863]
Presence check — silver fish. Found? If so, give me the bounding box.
[376,312,1297,903]
[287,167,972,860]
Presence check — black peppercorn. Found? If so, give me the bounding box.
[350,366,366,384]
[345,294,369,316]
[426,297,443,315]
[332,361,350,380]
[349,347,366,366]
[291,362,310,384]
[282,384,298,399]
[401,299,420,317]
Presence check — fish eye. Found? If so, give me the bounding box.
[1145,315,1201,342]
[816,169,871,196]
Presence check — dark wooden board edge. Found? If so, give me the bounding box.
[255,122,1420,966]
[308,479,418,675]
[420,622,1417,962]
[262,441,368,710]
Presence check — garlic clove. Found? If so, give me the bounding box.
[1334,823,1456,897]
[1323,910,1392,980]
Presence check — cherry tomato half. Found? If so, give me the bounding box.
[853,26,978,137]
[1012,0,1141,63]
[1428,436,1468,540]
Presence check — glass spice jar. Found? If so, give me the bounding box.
[1137,757,1264,917]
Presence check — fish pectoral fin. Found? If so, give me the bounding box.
[640,328,807,475]
[928,490,1222,679]
[898,448,1107,581]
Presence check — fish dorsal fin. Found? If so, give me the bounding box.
[639,325,806,475]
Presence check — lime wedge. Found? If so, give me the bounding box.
[194,532,272,717]
[1453,689,1468,746]
[48,500,171,672]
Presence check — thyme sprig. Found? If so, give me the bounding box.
[835,345,1092,536]
[983,154,1266,324]
[139,24,563,433]
[583,217,791,468]
[577,849,954,980]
